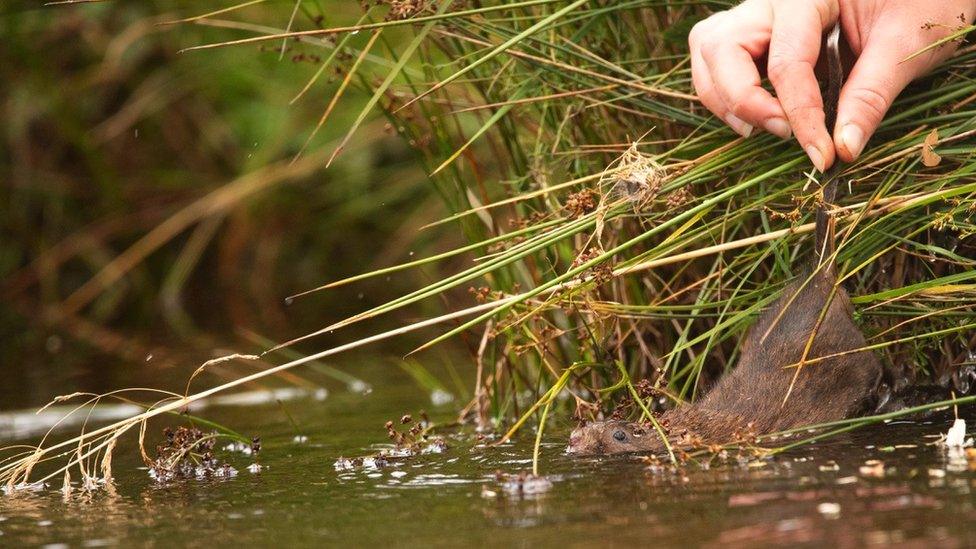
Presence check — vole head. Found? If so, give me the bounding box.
[566,420,661,456]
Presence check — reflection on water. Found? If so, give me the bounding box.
[1,366,975,546]
[0,387,329,442]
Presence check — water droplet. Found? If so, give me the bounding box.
[145,354,153,362]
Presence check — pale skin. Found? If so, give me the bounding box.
[689,0,976,171]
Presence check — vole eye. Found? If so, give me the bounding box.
[612,430,627,442]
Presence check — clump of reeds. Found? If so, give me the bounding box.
[242,1,975,427]
[4,0,976,482]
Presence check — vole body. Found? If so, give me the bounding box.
[567,268,882,456]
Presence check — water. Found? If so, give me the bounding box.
[1,362,975,547]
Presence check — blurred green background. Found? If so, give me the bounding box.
[0,1,465,409]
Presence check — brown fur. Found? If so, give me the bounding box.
[567,268,882,456]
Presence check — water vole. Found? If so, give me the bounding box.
[567,268,883,455]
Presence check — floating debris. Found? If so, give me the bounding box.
[817,502,841,519]
[940,418,973,450]
[937,418,973,471]
[223,437,261,456]
[384,413,448,456]
[493,471,553,498]
[420,439,448,455]
[859,460,886,478]
[148,427,238,483]
[247,463,263,474]
[223,442,253,455]
[292,435,309,444]
[332,414,448,471]
[333,457,356,471]
[818,461,840,472]
[334,455,391,471]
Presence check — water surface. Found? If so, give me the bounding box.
[1,362,974,547]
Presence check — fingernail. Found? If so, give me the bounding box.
[839,124,866,158]
[763,117,792,140]
[805,145,826,172]
[726,114,753,137]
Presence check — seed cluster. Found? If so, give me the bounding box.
[148,427,252,483]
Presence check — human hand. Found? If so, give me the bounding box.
[688,0,975,170]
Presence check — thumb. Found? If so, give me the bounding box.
[833,42,915,162]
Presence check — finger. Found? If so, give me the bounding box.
[691,43,739,133]
[833,42,914,162]
[767,0,839,171]
[704,40,790,138]
[700,8,791,138]
[689,18,744,134]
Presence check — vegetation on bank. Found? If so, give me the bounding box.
[3,0,976,484]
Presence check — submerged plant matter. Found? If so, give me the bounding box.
[3,1,976,483]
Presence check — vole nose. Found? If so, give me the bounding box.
[566,431,581,452]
